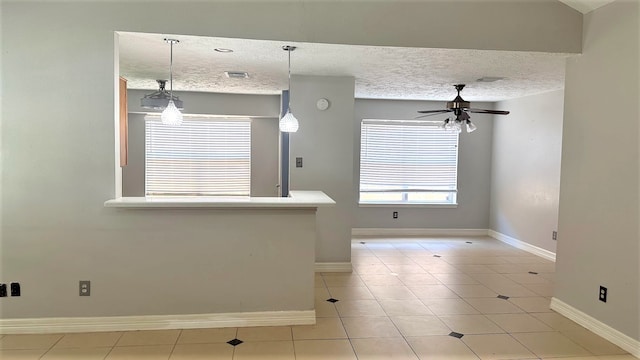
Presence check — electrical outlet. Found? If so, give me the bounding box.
[0,284,6,297]
[79,280,91,296]
[393,211,398,219]
[10,283,20,297]
[296,157,303,168]
[552,231,558,240]
[599,286,607,303]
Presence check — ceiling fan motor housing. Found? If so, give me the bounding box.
[447,84,469,110]
[141,79,184,110]
[416,83,510,121]
[447,98,470,110]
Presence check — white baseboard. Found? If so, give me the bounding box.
[488,230,556,262]
[315,262,352,273]
[352,228,489,237]
[0,310,316,335]
[550,298,640,358]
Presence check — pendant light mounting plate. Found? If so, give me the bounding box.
[164,38,180,44]
[282,45,296,52]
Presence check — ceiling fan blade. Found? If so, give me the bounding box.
[415,111,452,119]
[417,109,452,114]
[467,108,510,115]
[415,114,441,119]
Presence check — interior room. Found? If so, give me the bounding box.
[1,0,638,359]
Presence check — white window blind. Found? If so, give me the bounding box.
[359,119,458,204]
[145,118,251,196]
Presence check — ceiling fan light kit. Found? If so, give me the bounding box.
[417,84,510,134]
[466,121,477,133]
[141,79,184,110]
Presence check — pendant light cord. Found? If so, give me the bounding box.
[169,40,174,99]
[287,47,291,110]
[164,38,179,100]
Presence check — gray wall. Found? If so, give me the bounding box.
[2,208,317,317]
[123,90,280,197]
[122,114,146,197]
[557,0,639,340]
[490,90,564,252]
[289,75,356,263]
[4,1,582,53]
[1,0,582,319]
[353,99,494,229]
[251,118,280,197]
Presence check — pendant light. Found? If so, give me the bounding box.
[161,38,183,126]
[279,45,299,133]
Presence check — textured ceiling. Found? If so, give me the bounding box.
[119,32,575,102]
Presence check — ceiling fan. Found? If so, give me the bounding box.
[417,84,509,133]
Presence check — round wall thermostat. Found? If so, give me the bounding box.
[316,98,330,111]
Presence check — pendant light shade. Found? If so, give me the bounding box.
[280,45,299,133]
[279,109,299,132]
[161,38,183,126]
[161,100,183,125]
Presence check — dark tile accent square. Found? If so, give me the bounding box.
[497,295,510,300]
[433,255,441,258]
[227,338,243,346]
[449,331,464,338]
[326,298,339,303]
[528,271,539,275]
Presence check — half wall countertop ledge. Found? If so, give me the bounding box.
[104,190,336,209]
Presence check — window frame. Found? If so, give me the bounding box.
[144,115,252,197]
[358,119,459,207]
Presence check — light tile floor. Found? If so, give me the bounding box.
[0,237,634,359]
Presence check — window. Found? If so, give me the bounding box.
[145,117,251,196]
[359,119,458,205]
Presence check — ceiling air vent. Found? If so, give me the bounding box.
[225,71,249,79]
[476,76,505,83]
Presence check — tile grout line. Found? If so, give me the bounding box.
[102,332,125,360]
[372,284,429,360]
[411,242,487,359]
[324,276,360,359]
[364,239,516,359]
[289,326,297,360]
[382,240,509,359]
[362,241,455,360]
[166,329,182,360]
[506,330,558,359]
[352,249,418,350]
[37,333,65,359]
[357,239,546,360]
[364,240,594,359]
[231,327,238,359]
[509,326,598,358]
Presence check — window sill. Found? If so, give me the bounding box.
[359,203,458,208]
[104,191,335,209]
